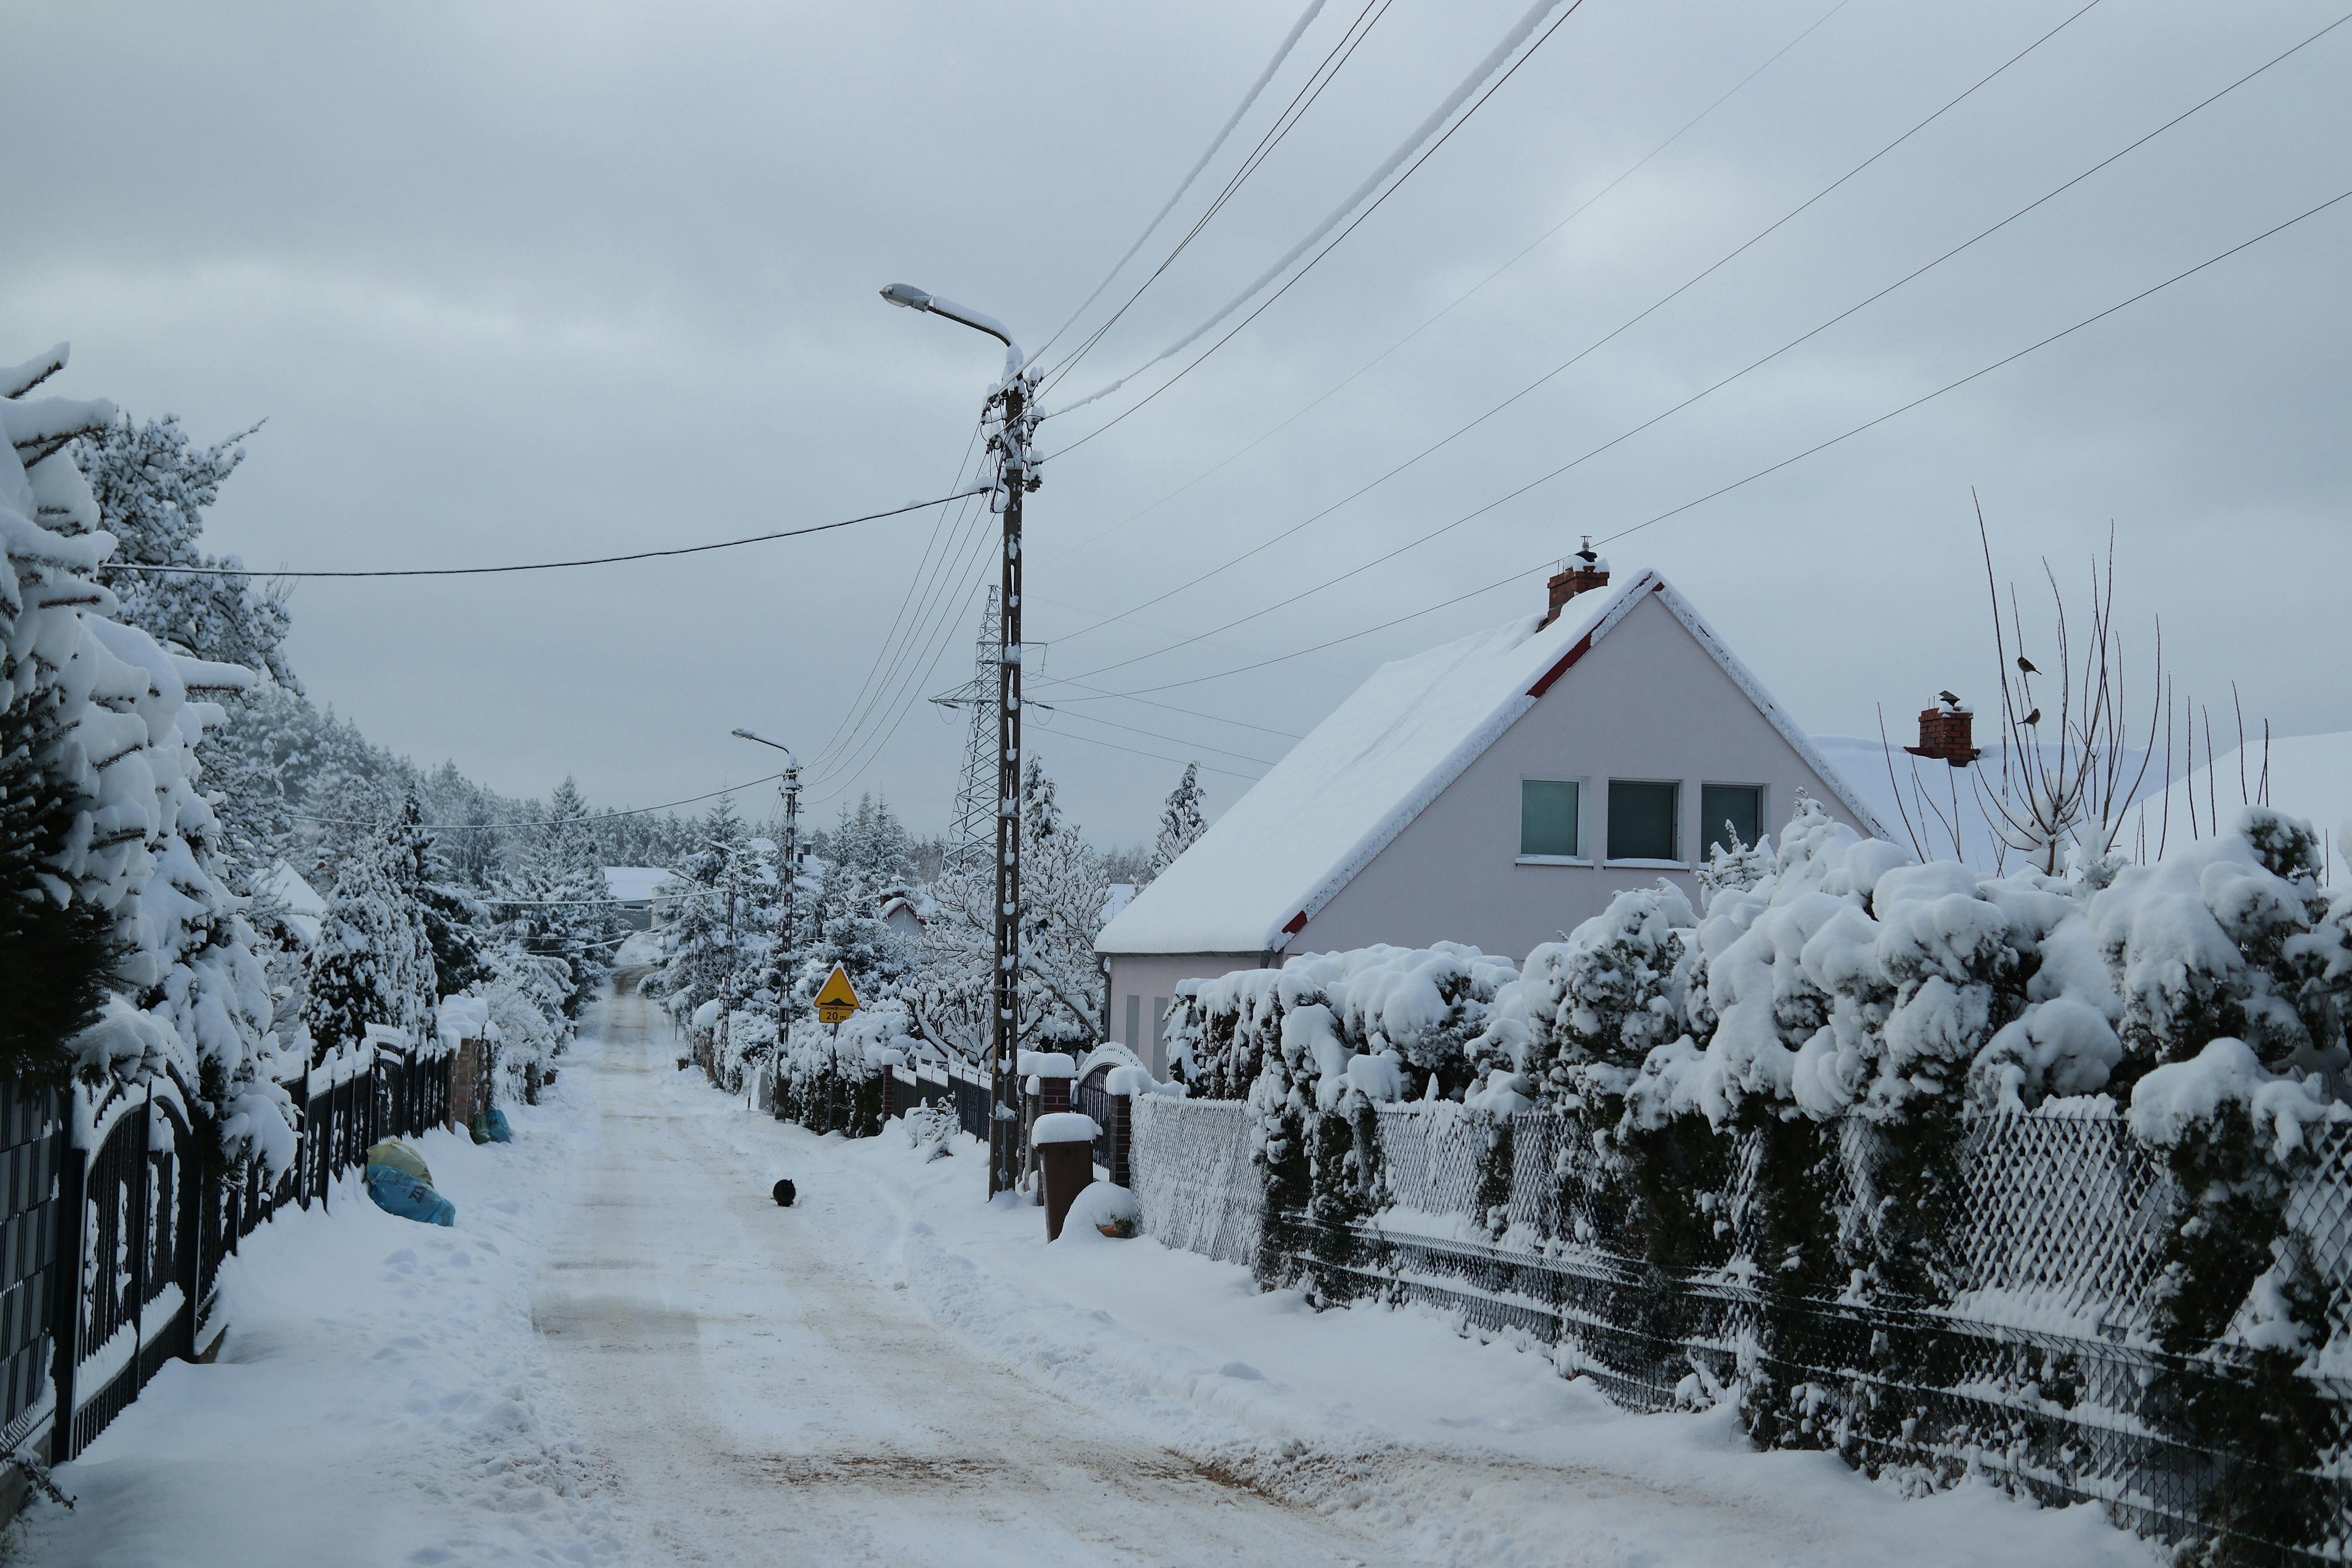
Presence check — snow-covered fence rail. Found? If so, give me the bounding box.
[1130,1096,2352,1558]
[19,1038,476,1483]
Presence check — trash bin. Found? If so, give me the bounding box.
[1029,1111,1102,1241]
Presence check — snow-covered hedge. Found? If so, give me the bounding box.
[2,346,293,1167]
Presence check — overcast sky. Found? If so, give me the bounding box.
[6,0,2346,845]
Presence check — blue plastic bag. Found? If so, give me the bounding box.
[365,1164,455,1227]
[482,1107,514,1144]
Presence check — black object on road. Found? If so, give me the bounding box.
[772,1179,797,1208]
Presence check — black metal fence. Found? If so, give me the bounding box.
[6,1035,471,1474]
[876,1063,992,1145]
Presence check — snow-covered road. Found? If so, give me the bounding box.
[10,983,2159,1567]
[540,983,1394,1567]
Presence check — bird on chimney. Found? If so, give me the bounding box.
[1938,689,1961,707]
[2016,655,2038,675]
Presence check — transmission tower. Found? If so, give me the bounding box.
[930,588,999,879]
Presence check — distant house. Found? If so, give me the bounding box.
[602,867,673,932]
[880,892,927,942]
[256,859,328,949]
[1094,554,1884,1074]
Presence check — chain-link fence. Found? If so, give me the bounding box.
[1128,1096,2352,1560]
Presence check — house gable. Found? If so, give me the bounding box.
[1289,591,1877,957]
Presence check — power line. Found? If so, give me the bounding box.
[1032,0,1348,370]
[1041,0,1400,395]
[1029,674,1302,738]
[1042,0,1589,433]
[106,489,990,579]
[1031,705,1280,767]
[1035,0,1856,572]
[1062,185,2352,699]
[1048,9,2340,685]
[1044,0,2115,660]
[1026,723,1265,782]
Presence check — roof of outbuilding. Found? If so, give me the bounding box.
[1094,571,1881,957]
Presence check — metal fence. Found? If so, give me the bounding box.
[1128,1096,2352,1560]
[9,1035,475,1476]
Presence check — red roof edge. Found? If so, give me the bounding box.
[1526,580,1662,698]
[1282,910,1309,935]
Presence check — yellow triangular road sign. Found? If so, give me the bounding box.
[814,964,860,1023]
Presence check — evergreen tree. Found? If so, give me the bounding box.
[1147,762,1207,879]
[384,790,489,1000]
[497,777,617,1019]
[76,412,296,685]
[301,828,435,1060]
[0,686,120,1084]
[644,796,772,1030]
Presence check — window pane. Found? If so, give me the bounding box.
[1700,784,1762,856]
[1607,779,1679,861]
[1519,779,1579,857]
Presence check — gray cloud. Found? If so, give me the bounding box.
[6,0,2344,843]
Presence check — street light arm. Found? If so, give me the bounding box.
[729,728,797,767]
[879,283,1026,380]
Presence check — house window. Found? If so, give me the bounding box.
[1700,784,1764,856]
[1607,779,1680,862]
[1519,779,1580,858]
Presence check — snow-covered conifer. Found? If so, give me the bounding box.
[1147,762,1207,879]
[302,829,435,1060]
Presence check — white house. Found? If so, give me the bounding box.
[1094,555,1885,1074]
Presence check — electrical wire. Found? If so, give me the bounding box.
[1047,10,2339,685]
[289,772,788,829]
[1041,0,1400,395]
[1041,0,1590,437]
[1042,0,2119,668]
[106,490,990,579]
[1025,723,1265,782]
[1030,0,1340,367]
[1035,0,1856,571]
[1060,184,2352,699]
[1030,704,1280,767]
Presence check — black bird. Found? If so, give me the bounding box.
[2024,707,2042,727]
[1938,689,1961,706]
[2017,655,2038,674]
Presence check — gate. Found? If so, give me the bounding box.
[0,1081,63,1455]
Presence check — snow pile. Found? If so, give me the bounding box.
[3,345,291,1164]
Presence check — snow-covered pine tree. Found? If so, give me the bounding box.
[0,682,121,1084]
[77,413,295,686]
[302,828,435,1061]
[3,344,292,1166]
[499,777,617,1020]
[1147,762,1207,879]
[383,790,489,1000]
[1012,761,1110,1053]
[645,796,773,1040]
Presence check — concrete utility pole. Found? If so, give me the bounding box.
[730,727,802,1114]
[880,282,1035,1198]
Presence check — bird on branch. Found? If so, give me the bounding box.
[2016,655,2039,675]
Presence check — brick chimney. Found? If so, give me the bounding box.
[1904,700,1982,767]
[1539,538,1610,629]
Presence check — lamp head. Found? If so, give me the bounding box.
[879,283,933,311]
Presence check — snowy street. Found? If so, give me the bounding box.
[539,980,1399,1567]
[7,980,2165,1567]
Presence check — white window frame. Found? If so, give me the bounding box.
[1515,774,1590,866]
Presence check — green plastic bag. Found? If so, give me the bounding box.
[469,1111,492,1145]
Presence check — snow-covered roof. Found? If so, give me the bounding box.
[2126,730,2352,878]
[1096,570,1880,956]
[602,867,673,902]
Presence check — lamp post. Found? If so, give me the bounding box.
[881,282,1035,1199]
[732,728,800,1115]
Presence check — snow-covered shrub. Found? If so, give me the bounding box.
[776,1003,907,1139]
[303,829,436,1063]
[2,346,292,1166]
[903,1098,958,1161]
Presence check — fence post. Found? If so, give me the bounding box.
[48,1135,85,1464]
[178,1113,203,1362]
[1109,1089,1132,1190]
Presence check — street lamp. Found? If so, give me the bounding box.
[882,282,1037,1198]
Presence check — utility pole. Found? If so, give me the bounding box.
[879,280,1035,1199]
[987,374,1039,1198]
[729,727,801,1115]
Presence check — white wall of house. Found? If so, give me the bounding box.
[1288,594,1869,961]
[1102,950,1265,1077]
